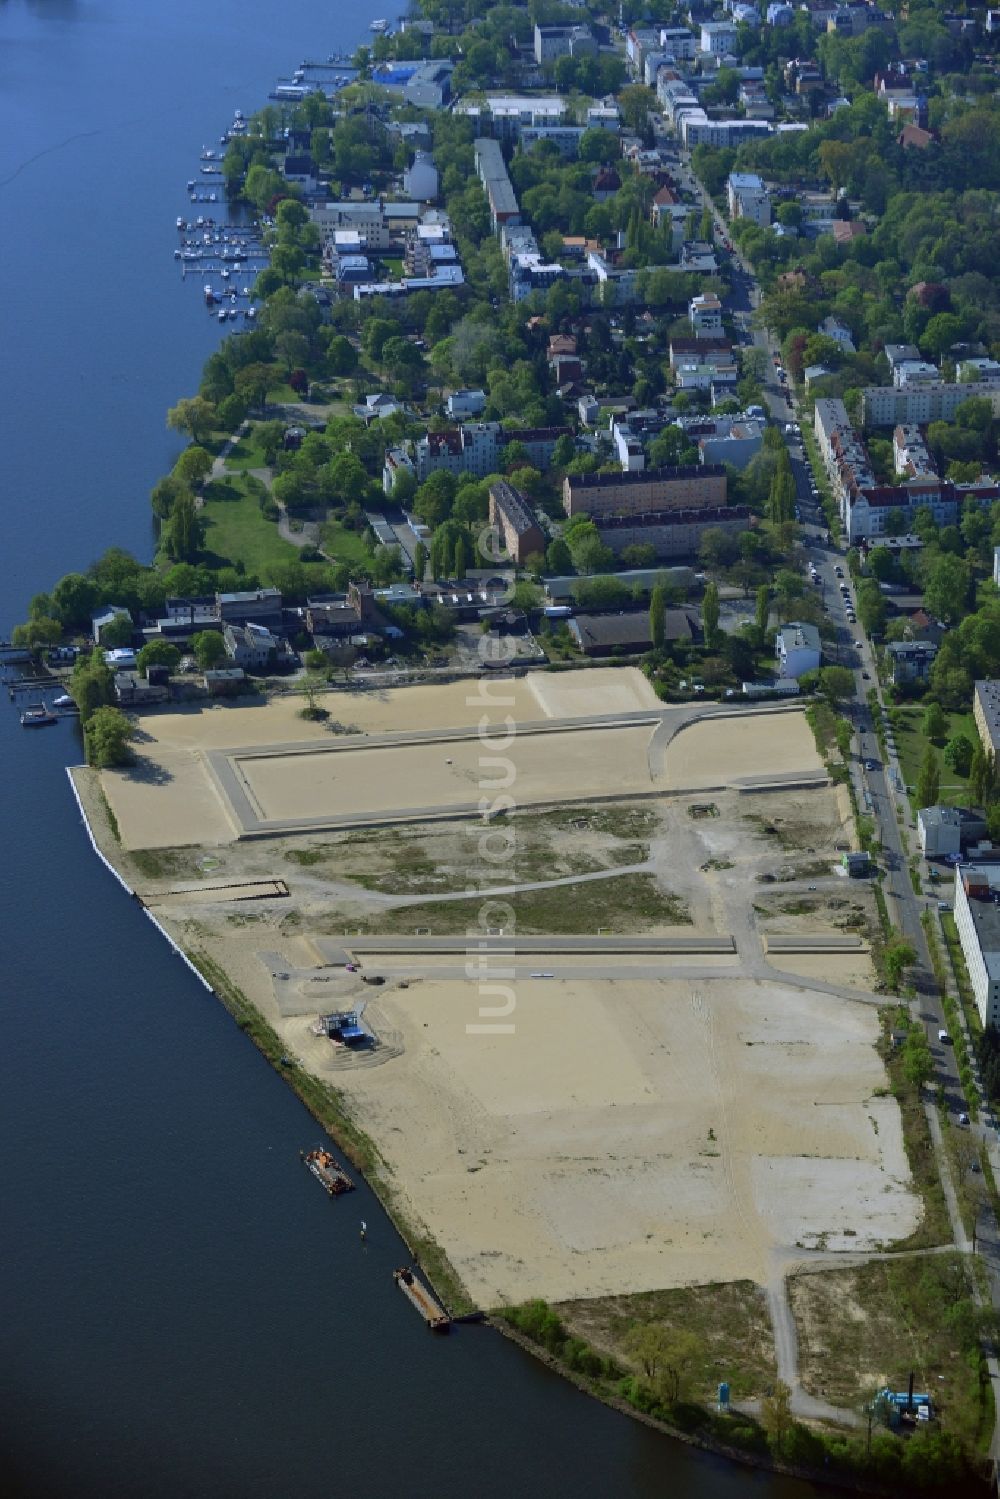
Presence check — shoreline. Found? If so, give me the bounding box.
[66,756,940,1497]
[67,760,475,1316]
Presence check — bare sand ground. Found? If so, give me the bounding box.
[238,724,656,823]
[664,711,822,789]
[128,669,658,756]
[103,748,236,849]
[766,951,876,991]
[291,974,919,1305]
[526,667,660,719]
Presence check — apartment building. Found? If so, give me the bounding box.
[563,465,727,519]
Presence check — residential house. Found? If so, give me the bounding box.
[488,481,546,565]
[775,621,821,678]
[403,152,439,203]
[223,623,277,671]
[700,20,737,54]
[886,640,937,685]
[727,172,770,226]
[689,292,723,336]
[446,389,487,419]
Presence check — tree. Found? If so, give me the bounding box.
[702,581,720,648]
[818,665,854,706]
[70,650,115,725]
[99,614,135,649]
[923,553,970,625]
[886,938,918,993]
[916,744,941,809]
[617,84,657,135]
[650,582,667,651]
[167,396,216,445]
[11,615,62,652]
[165,491,203,563]
[546,537,572,575]
[755,584,770,640]
[971,743,997,808]
[944,733,975,778]
[192,631,227,669]
[84,706,135,769]
[136,641,180,678]
[326,334,358,377]
[413,541,428,582]
[923,701,947,743]
[173,445,214,490]
[761,1380,794,1454]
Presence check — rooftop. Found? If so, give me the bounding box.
[960,865,1000,978]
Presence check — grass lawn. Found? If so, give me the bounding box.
[321,517,373,570]
[314,871,690,936]
[790,1253,992,1449]
[223,433,268,471]
[200,474,300,574]
[889,705,977,807]
[266,380,302,404]
[557,1281,777,1403]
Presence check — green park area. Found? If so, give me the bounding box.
[199,474,299,576]
[890,705,977,808]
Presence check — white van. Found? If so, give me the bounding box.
[938,1029,950,1043]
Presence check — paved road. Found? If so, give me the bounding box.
[678,141,1000,1441]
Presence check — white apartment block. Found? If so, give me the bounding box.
[700,21,737,54]
[954,866,1000,1028]
[860,381,1000,429]
[689,293,723,336]
[726,171,771,226]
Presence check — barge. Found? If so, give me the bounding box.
[393,1266,450,1333]
[301,1146,354,1196]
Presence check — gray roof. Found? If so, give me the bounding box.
[960,865,1000,979]
[778,621,820,651]
[976,680,1000,753]
[919,805,960,829]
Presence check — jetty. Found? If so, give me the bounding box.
[393,1266,450,1333]
[301,1146,354,1196]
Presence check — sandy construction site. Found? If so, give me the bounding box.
[98,669,825,849]
[323,974,917,1305]
[76,667,918,1309]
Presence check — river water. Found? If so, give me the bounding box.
[0,3,823,1495]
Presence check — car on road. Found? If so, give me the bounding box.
[835,566,844,577]
[862,669,870,679]
[865,759,879,770]
[938,1029,951,1043]
[854,638,862,647]
[958,1112,969,1126]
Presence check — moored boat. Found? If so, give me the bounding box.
[21,704,57,727]
[393,1267,450,1333]
[301,1146,354,1196]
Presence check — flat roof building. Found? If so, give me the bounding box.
[974,680,1000,759]
[954,865,1000,1026]
[474,138,519,229]
[488,481,546,566]
[563,465,726,520]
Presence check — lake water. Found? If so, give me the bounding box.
[0,3,822,1494]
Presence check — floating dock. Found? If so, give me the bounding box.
[301,1146,354,1196]
[393,1267,450,1333]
